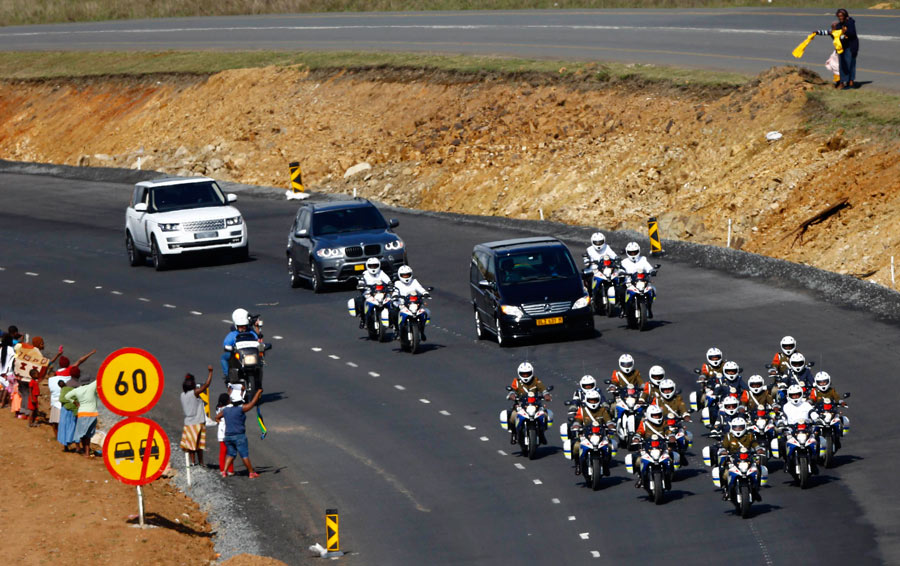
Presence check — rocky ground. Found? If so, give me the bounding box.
[0,65,897,287]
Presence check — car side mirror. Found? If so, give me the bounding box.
[227,193,238,203]
[134,202,148,212]
[389,218,399,228]
[477,279,494,290]
[295,229,309,238]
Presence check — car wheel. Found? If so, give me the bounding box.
[474,308,485,340]
[151,237,168,271]
[287,255,301,288]
[126,232,143,267]
[310,259,324,293]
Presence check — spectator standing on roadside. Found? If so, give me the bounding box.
[0,333,14,408]
[215,393,235,476]
[57,369,80,451]
[180,366,213,467]
[216,386,263,479]
[816,9,859,89]
[16,336,61,419]
[64,378,99,457]
[49,350,96,434]
[27,368,43,427]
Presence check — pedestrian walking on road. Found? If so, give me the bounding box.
[816,9,859,89]
[180,366,213,467]
[216,386,263,478]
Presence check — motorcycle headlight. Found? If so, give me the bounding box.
[385,239,405,251]
[590,435,601,446]
[797,432,808,443]
[649,448,661,460]
[409,303,419,313]
[603,268,613,277]
[626,397,635,408]
[526,405,537,417]
[243,354,258,365]
[738,461,750,473]
[225,216,243,226]
[636,281,647,290]
[500,304,524,318]
[159,223,181,232]
[572,294,590,309]
[316,247,344,258]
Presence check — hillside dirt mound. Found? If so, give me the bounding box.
[0,65,897,287]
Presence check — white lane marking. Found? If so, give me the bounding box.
[311,347,322,352]
[579,533,590,540]
[328,354,340,360]
[552,498,561,504]
[347,362,358,368]
[591,551,601,558]
[163,304,176,309]
[273,335,283,340]
[190,311,202,316]
[222,319,232,324]
[439,410,451,416]
[394,385,406,391]
[749,520,774,566]
[418,398,430,404]
[497,450,508,456]
[0,267,5,271]
[111,291,123,295]
[138,297,150,302]
[533,479,543,485]
[25,272,38,276]
[514,463,526,470]
[479,436,489,442]
[464,425,476,431]
[62,279,75,284]
[94,285,102,289]
[568,516,576,521]
[368,371,380,377]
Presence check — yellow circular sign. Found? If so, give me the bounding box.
[103,417,170,486]
[97,348,164,417]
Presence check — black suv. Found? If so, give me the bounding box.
[286,199,406,292]
[470,237,593,345]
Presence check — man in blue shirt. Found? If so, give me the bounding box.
[216,386,263,478]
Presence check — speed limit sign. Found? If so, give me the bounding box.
[97,348,164,417]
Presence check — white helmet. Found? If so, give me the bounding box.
[646,404,663,426]
[648,365,665,386]
[659,379,676,400]
[398,265,413,282]
[721,396,739,416]
[789,352,806,374]
[231,308,250,327]
[780,335,797,356]
[787,384,805,406]
[618,354,635,375]
[723,361,740,383]
[814,371,831,392]
[706,347,723,369]
[747,375,766,395]
[517,362,534,385]
[590,232,606,249]
[366,257,381,275]
[584,389,602,411]
[729,417,748,436]
[625,241,640,259]
[579,375,597,393]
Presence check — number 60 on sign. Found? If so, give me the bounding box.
[98,348,165,416]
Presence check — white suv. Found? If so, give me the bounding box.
[125,177,248,270]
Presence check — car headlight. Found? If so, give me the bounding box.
[225,216,243,226]
[316,247,344,258]
[500,304,524,318]
[159,223,181,232]
[572,294,590,309]
[385,239,404,251]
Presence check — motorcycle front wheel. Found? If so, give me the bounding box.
[527,428,538,460]
[652,470,664,505]
[591,457,603,491]
[823,435,835,469]
[739,483,752,518]
[638,301,648,331]
[798,454,810,489]
[625,302,637,329]
[409,322,421,354]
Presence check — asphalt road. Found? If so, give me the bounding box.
[1,172,898,564]
[1,8,899,88]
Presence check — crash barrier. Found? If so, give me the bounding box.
[326,508,340,553]
[648,217,663,256]
[289,162,304,193]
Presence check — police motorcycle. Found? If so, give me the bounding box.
[582,254,624,317]
[391,287,433,354]
[500,386,554,460]
[629,434,675,505]
[623,267,659,331]
[776,420,819,489]
[690,366,723,415]
[225,313,272,399]
[347,281,393,342]
[721,447,767,519]
[605,380,646,450]
[560,401,616,491]
[814,393,851,469]
[662,412,693,467]
[766,359,815,403]
[749,404,777,468]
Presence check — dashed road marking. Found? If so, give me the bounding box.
[273,335,283,340]
[190,311,202,316]
[163,304,176,309]
[749,519,774,565]
[62,279,75,284]
[552,498,561,504]
[25,272,38,276]
[591,551,601,558]
[419,399,430,404]
[497,450,507,456]
[222,319,232,324]
[568,516,576,521]
[579,533,590,540]
[0,267,5,271]
[94,285,102,289]
[111,291,123,295]
[138,297,150,302]
[439,410,451,416]
[394,385,406,391]
[533,479,543,485]
[328,354,340,360]
[464,425,476,431]
[514,463,526,470]
[368,371,380,377]
[311,347,322,352]
[346,361,358,368]
[479,436,489,442]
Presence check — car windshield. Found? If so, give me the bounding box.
[495,247,577,285]
[313,206,387,236]
[151,181,226,212]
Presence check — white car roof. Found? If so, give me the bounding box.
[137,177,216,188]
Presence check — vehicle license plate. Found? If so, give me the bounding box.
[194,231,218,239]
[535,317,563,326]
[354,264,365,271]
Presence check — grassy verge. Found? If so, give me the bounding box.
[806,87,900,135]
[0,0,883,27]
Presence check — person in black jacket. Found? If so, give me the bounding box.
[816,9,859,89]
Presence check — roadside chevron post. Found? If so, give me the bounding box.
[648,216,664,256]
[325,508,343,557]
[289,162,304,193]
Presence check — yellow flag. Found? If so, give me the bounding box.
[832,30,844,54]
[792,33,816,59]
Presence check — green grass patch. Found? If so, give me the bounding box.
[806,86,900,137]
[0,0,882,27]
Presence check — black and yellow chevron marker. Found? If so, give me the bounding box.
[289,161,304,193]
[325,509,340,553]
[648,216,663,255]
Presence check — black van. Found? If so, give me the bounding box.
[470,237,594,345]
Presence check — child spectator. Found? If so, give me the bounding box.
[216,386,263,479]
[27,367,42,427]
[64,378,99,457]
[179,366,213,467]
[215,393,235,476]
[57,369,80,451]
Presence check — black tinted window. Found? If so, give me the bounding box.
[313,206,387,236]
[151,182,225,212]
[495,247,577,285]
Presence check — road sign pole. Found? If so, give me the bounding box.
[185,452,192,487]
[137,486,145,528]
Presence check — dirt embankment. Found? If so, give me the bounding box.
[0,66,897,286]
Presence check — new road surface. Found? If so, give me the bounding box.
[0,168,897,564]
[1,8,899,88]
